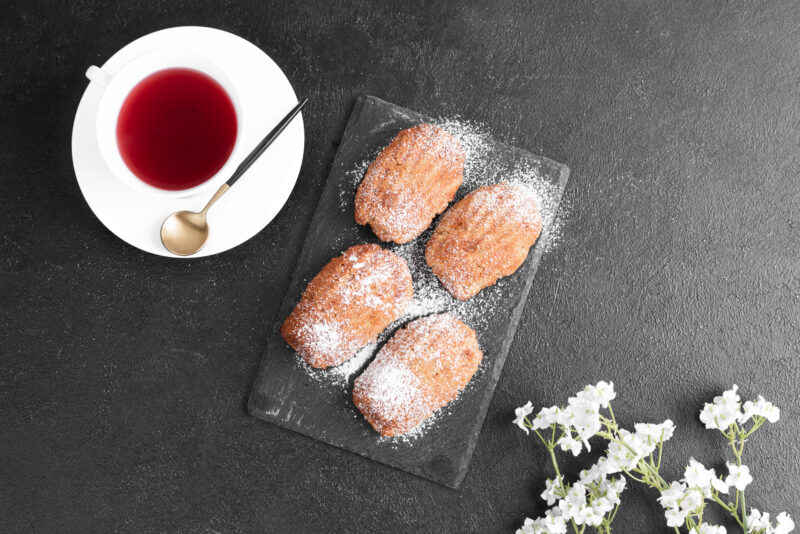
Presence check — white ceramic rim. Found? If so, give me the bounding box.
[89,48,245,198]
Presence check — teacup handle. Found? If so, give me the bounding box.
[86,65,112,88]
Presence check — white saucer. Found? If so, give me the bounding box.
[71,26,304,258]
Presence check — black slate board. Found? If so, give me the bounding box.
[248,95,570,488]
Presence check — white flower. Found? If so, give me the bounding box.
[517,518,536,534]
[700,385,742,431]
[684,458,713,488]
[711,476,730,494]
[558,483,587,520]
[680,488,704,512]
[558,434,582,456]
[720,385,741,404]
[609,476,626,495]
[775,512,795,534]
[514,401,534,433]
[558,383,615,447]
[575,381,616,408]
[749,511,798,534]
[564,482,587,507]
[606,428,658,472]
[541,477,563,506]
[517,509,568,534]
[595,456,621,477]
[592,496,614,515]
[748,509,771,532]
[563,397,602,445]
[683,458,727,497]
[690,524,727,534]
[726,463,753,491]
[657,480,704,527]
[579,465,601,485]
[740,396,780,424]
[540,516,568,534]
[665,506,690,527]
[575,504,604,526]
[542,507,569,534]
[658,481,687,510]
[531,406,561,430]
[634,419,676,443]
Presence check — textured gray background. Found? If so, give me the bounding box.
[1,1,798,532]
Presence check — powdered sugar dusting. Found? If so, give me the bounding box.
[339,157,373,209]
[341,119,565,252]
[297,320,343,365]
[384,118,564,333]
[308,342,378,387]
[352,124,466,243]
[287,244,412,369]
[297,117,567,441]
[353,313,482,438]
[358,362,423,424]
[438,119,561,224]
[378,410,440,444]
[435,118,495,184]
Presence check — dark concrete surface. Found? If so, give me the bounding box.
[1,1,798,532]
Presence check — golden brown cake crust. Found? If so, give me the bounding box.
[352,313,483,437]
[354,123,466,244]
[280,244,413,369]
[425,182,543,300]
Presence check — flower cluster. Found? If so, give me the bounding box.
[699,385,780,431]
[657,458,731,528]
[514,381,616,457]
[747,510,795,534]
[514,383,792,534]
[604,420,675,472]
[519,470,626,534]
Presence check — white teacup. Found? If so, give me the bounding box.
[86,49,243,198]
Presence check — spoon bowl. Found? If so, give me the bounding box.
[160,210,211,256]
[160,182,229,255]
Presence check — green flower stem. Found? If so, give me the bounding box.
[712,493,745,530]
[741,417,764,439]
[544,440,581,534]
[546,444,563,484]
[608,504,620,523]
[741,491,747,533]
[728,425,748,532]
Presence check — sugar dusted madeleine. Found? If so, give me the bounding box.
[352,313,482,437]
[425,182,543,300]
[280,244,413,369]
[355,123,465,244]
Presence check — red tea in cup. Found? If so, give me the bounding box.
[115,68,237,191]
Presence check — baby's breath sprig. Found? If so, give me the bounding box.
[513,383,792,534]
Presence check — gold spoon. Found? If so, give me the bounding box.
[161,98,308,256]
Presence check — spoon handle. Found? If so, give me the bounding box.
[201,183,231,214]
[226,98,308,187]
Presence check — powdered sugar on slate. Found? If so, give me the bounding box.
[301,118,566,440]
[317,342,377,387]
